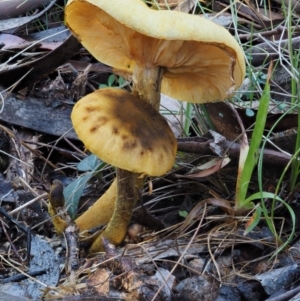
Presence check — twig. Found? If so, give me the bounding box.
[245,36,300,66]
[0,255,47,287]
[41,127,74,177]
[239,25,300,40]
[0,207,32,262]
[24,139,86,159]
[266,285,300,301]
[0,124,61,171]
[177,137,292,167]
[0,219,23,263]
[9,193,48,215]
[63,136,87,157]
[0,269,46,283]
[64,223,80,273]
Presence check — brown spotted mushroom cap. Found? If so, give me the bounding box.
[71,88,177,176]
[66,0,246,103]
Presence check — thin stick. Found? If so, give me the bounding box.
[0,254,47,287]
[9,193,48,215]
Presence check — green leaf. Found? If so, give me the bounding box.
[64,155,102,219]
[99,84,108,89]
[278,103,287,110]
[243,191,282,204]
[118,76,125,86]
[183,102,193,136]
[108,74,116,87]
[236,72,271,209]
[77,154,101,171]
[245,108,255,117]
[179,210,188,218]
[259,73,267,80]
[64,173,92,219]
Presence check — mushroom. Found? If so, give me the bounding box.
[71,88,177,251]
[65,0,246,109]
[65,0,246,251]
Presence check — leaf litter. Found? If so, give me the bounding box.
[0,0,300,300]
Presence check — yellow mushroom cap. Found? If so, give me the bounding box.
[71,88,177,176]
[65,0,245,103]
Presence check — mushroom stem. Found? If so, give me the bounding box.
[75,179,117,232]
[132,64,164,111]
[89,169,139,253]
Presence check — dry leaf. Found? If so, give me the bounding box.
[175,157,231,179]
[87,268,110,295]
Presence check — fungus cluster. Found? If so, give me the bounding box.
[60,0,246,252]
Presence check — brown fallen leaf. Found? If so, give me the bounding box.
[87,268,110,296]
[0,32,81,89]
[175,157,231,179]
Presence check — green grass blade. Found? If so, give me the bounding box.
[235,66,271,210]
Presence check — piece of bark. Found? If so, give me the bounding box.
[204,103,241,141]
[0,88,77,139]
[0,293,29,301]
